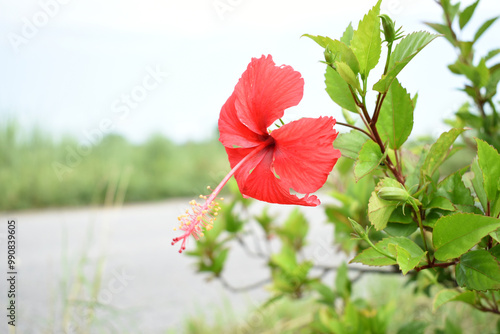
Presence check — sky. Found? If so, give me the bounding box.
[0,0,499,144]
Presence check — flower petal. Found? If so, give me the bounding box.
[229,146,320,206]
[271,117,341,194]
[218,92,265,148]
[234,55,304,135]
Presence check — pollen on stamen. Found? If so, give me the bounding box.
[171,191,222,253]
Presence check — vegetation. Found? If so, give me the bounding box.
[0,119,228,211]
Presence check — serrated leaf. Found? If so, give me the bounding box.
[325,66,359,113]
[433,213,500,261]
[354,140,384,181]
[350,0,381,78]
[456,249,500,291]
[459,0,479,29]
[377,79,414,148]
[335,61,361,91]
[389,244,426,275]
[433,289,476,312]
[368,178,404,230]
[474,17,499,42]
[333,130,368,160]
[475,138,500,204]
[341,22,354,46]
[374,31,440,92]
[350,237,422,267]
[421,128,465,179]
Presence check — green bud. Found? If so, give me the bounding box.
[377,187,410,202]
[379,14,396,43]
[324,46,334,65]
[348,217,367,238]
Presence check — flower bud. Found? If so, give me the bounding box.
[324,46,334,65]
[379,14,396,44]
[377,187,410,202]
[348,217,367,238]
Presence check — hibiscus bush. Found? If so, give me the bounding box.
[173,0,500,331]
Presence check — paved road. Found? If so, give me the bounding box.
[0,198,344,333]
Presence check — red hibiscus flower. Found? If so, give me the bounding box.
[172,55,340,253]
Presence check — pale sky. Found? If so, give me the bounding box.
[1,0,499,143]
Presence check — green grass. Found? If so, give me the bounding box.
[0,119,229,211]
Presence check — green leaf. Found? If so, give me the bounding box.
[335,61,361,91]
[335,262,351,299]
[459,0,479,29]
[486,63,500,97]
[456,249,500,290]
[325,66,359,113]
[350,237,421,267]
[278,208,309,251]
[388,243,426,275]
[433,289,476,312]
[485,48,500,61]
[425,22,456,46]
[373,32,440,92]
[427,196,456,211]
[368,178,403,230]
[421,128,465,179]
[333,130,368,160]
[490,244,500,260]
[433,213,500,261]
[377,79,414,148]
[350,0,381,78]
[341,22,354,46]
[212,248,229,275]
[311,281,336,305]
[477,58,491,87]
[384,222,418,237]
[272,243,297,273]
[475,138,500,204]
[436,167,475,208]
[303,35,360,74]
[302,34,334,49]
[470,157,488,213]
[397,321,427,334]
[354,140,384,181]
[474,16,499,42]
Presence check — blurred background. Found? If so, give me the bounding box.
[0,0,499,333]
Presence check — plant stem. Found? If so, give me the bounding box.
[364,237,397,262]
[415,260,457,271]
[411,200,431,265]
[336,121,375,140]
